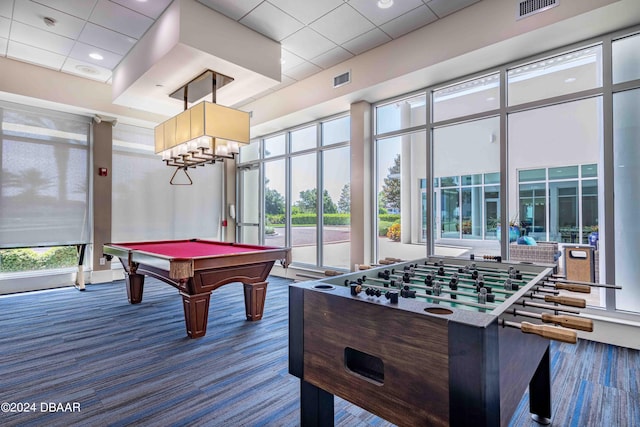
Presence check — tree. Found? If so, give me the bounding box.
[296,189,316,213]
[323,190,338,214]
[265,187,285,215]
[380,154,401,212]
[295,188,337,214]
[337,183,350,213]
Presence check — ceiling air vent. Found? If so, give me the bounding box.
[517,0,559,20]
[333,71,351,88]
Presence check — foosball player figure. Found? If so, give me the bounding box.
[401,285,416,298]
[449,274,459,299]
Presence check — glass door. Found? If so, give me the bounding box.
[237,164,261,244]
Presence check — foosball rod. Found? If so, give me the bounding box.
[547,277,622,290]
[510,309,594,332]
[500,319,577,344]
[390,268,520,296]
[414,289,498,310]
[516,299,582,314]
[384,271,518,299]
[524,293,587,308]
[411,262,535,282]
[350,281,498,310]
[538,281,592,294]
[373,275,509,303]
[393,268,561,300]
[362,274,480,299]
[423,260,539,280]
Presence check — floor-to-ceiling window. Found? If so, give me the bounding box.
[612,31,640,313]
[374,26,640,313]
[320,116,351,269]
[431,74,501,257]
[374,94,428,262]
[237,115,350,270]
[507,45,604,306]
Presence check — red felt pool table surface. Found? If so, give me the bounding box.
[119,240,276,259]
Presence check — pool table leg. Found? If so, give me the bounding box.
[243,281,268,321]
[180,291,211,338]
[125,273,145,304]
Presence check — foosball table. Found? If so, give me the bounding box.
[289,256,597,427]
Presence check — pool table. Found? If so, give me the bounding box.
[103,239,291,338]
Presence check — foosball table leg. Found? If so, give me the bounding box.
[300,380,334,427]
[529,346,552,425]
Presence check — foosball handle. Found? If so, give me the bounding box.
[521,322,577,344]
[540,314,594,332]
[554,283,591,294]
[544,295,587,308]
[324,270,340,276]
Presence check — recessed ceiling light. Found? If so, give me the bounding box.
[377,0,393,9]
[89,52,104,60]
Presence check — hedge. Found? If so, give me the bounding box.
[0,247,77,272]
[323,214,350,225]
[266,213,351,226]
[379,214,400,223]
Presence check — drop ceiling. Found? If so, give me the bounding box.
[0,0,481,110]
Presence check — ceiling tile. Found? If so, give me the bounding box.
[0,1,13,19]
[281,27,336,60]
[381,5,437,39]
[283,60,321,80]
[197,0,262,21]
[79,22,136,55]
[68,40,123,69]
[89,0,153,39]
[7,40,66,69]
[61,57,112,82]
[31,0,98,20]
[239,1,303,42]
[10,21,74,55]
[109,0,173,19]
[0,36,7,55]
[0,15,9,38]
[12,1,85,39]
[310,46,353,69]
[342,28,391,55]
[281,48,306,72]
[310,4,374,45]
[268,0,343,25]
[349,0,423,26]
[425,0,481,18]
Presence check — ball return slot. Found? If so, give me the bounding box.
[344,347,384,385]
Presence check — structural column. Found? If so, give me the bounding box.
[350,101,372,270]
[92,121,113,282]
